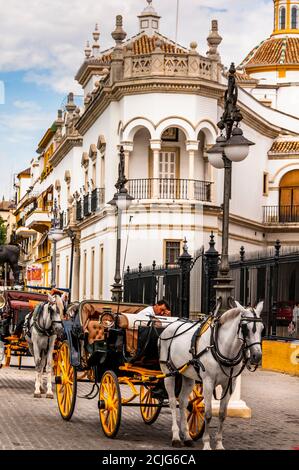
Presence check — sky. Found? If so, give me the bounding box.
[0,0,273,199]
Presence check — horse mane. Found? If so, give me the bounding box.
[219,308,241,325]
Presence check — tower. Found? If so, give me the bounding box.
[272,0,299,37]
[138,0,160,36]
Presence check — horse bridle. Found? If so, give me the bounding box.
[33,301,63,337]
[238,311,264,351]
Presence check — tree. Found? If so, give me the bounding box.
[0,216,7,245]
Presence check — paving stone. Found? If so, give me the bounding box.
[0,367,298,450]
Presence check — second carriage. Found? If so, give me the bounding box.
[55,300,205,439]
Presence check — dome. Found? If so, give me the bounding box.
[240,36,299,75]
[240,1,299,77]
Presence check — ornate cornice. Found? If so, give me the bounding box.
[76,77,226,135]
[50,136,83,167]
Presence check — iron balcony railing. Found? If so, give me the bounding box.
[76,188,105,222]
[91,188,105,212]
[263,205,299,224]
[127,178,212,202]
[83,194,91,217]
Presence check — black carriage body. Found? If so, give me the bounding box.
[0,290,47,341]
[63,300,168,381]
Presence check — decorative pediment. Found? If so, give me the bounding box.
[81,152,89,168]
[97,134,106,153]
[89,144,97,161]
[64,170,71,184]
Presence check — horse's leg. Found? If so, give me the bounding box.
[202,378,214,451]
[45,337,55,398]
[215,379,237,450]
[178,376,195,447]
[33,344,43,398]
[164,376,182,447]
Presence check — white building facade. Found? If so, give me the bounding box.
[15,0,299,306]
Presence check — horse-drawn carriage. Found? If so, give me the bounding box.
[55,300,205,440]
[0,289,48,367]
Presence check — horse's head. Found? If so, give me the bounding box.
[235,301,264,366]
[47,292,68,336]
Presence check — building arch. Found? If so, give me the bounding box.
[271,162,299,185]
[122,117,155,142]
[196,120,218,146]
[155,117,196,141]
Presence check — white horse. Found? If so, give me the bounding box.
[24,293,67,398]
[158,301,264,450]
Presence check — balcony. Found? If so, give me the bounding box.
[127,178,212,202]
[76,188,105,222]
[25,210,51,232]
[263,205,299,224]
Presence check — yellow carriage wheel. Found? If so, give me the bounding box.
[187,383,205,441]
[140,385,162,425]
[99,371,121,438]
[55,341,77,421]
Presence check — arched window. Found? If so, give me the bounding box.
[279,6,286,29]
[279,170,299,222]
[292,6,298,29]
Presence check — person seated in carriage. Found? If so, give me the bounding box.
[136,299,171,320]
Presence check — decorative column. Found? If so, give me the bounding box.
[121,142,134,181]
[150,140,161,199]
[186,140,199,200]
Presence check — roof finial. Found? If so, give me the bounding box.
[92,24,100,57]
[207,19,222,61]
[84,41,91,59]
[111,15,127,45]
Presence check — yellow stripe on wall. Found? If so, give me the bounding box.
[262,339,299,376]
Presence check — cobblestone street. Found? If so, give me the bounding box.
[0,366,298,451]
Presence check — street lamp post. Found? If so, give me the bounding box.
[48,199,64,288]
[66,228,76,303]
[108,146,134,303]
[207,63,255,312]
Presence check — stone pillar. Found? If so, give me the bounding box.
[150,140,161,199]
[151,40,165,76]
[212,377,251,418]
[121,141,134,180]
[186,140,198,200]
[72,237,81,302]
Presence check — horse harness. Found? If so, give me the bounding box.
[160,311,264,401]
[25,302,62,338]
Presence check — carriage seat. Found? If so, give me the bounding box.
[80,302,146,346]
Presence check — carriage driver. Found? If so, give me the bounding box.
[137,299,171,318]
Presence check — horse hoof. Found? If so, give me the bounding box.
[172,440,183,448]
[40,387,46,394]
[203,445,212,451]
[34,393,42,398]
[184,440,194,447]
[215,444,225,451]
[46,393,54,399]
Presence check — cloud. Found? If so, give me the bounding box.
[0,0,273,93]
[13,100,41,112]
